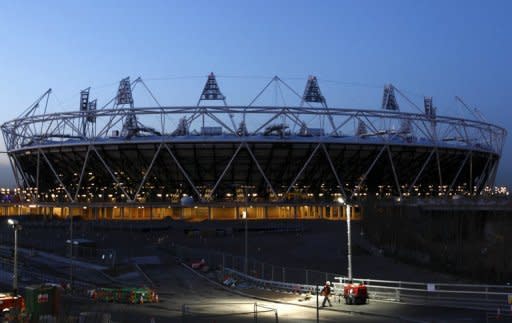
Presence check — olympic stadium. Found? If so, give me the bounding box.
[0,74,506,221]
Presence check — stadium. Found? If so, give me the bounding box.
[0,74,506,221]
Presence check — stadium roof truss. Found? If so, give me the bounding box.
[1,75,507,204]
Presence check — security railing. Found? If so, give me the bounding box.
[223,267,512,313]
[181,302,278,323]
[172,244,512,313]
[0,256,93,298]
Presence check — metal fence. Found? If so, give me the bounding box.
[486,311,512,323]
[224,267,512,313]
[173,244,340,285]
[171,244,512,313]
[0,257,94,298]
[182,302,278,323]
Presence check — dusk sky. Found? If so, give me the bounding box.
[0,0,510,187]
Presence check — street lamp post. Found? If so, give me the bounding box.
[337,197,352,281]
[70,212,73,290]
[7,219,22,295]
[346,204,352,281]
[242,210,248,275]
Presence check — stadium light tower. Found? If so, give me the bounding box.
[7,219,22,295]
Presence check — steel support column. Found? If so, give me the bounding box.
[435,148,443,188]
[448,151,471,193]
[387,146,402,198]
[321,144,348,201]
[285,143,321,196]
[243,142,277,197]
[133,143,163,199]
[36,150,40,201]
[351,145,386,199]
[408,149,435,195]
[74,147,91,201]
[91,145,133,202]
[209,143,244,199]
[39,149,74,201]
[163,143,203,201]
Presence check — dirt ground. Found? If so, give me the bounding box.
[0,218,467,284]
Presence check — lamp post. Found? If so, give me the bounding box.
[346,204,352,281]
[337,197,352,281]
[7,219,22,295]
[242,210,248,275]
[70,211,73,290]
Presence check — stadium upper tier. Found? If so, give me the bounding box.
[1,75,506,204]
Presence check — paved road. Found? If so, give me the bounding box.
[0,255,493,322]
[62,263,490,323]
[66,263,391,322]
[0,221,496,322]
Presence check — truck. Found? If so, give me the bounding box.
[343,282,368,305]
[0,293,26,318]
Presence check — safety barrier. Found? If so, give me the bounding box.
[486,311,512,322]
[181,302,278,322]
[0,257,94,298]
[170,243,512,314]
[222,267,512,313]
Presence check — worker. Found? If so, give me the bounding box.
[321,281,332,307]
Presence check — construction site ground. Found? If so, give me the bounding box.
[0,218,492,322]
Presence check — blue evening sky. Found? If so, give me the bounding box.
[0,0,510,187]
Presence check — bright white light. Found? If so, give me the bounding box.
[336,197,345,204]
[7,219,15,225]
[242,211,247,219]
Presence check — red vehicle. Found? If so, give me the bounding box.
[190,259,206,269]
[0,293,25,312]
[343,282,368,305]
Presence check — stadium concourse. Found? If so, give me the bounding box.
[0,203,359,221]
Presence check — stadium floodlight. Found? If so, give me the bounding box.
[80,88,90,111]
[382,84,399,111]
[199,72,226,102]
[302,75,326,104]
[116,77,134,106]
[86,99,97,123]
